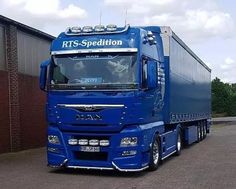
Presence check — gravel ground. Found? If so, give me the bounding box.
[0,123,236,189]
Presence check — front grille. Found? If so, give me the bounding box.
[74,151,108,161]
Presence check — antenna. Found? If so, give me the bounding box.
[125,9,128,25]
[99,10,102,25]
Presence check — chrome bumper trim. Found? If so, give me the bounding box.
[112,162,149,172]
[48,159,149,172]
[67,165,114,170]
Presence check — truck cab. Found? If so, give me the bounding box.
[40,24,210,171]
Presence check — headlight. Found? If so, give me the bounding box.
[48,135,60,144]
[120,137,138,147]
[100,140,110,146]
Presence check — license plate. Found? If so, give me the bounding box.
[80,146,100,152]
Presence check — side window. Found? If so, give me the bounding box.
[142,58,148,89]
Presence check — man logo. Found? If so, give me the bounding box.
[76,114,102,121]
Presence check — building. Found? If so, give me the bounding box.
[0,15,55,153]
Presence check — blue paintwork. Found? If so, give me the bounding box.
[40,25,211,171]
[185,126,198,145]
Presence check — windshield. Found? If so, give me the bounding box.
[50,52,138,90]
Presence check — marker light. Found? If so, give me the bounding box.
[78,139,88,145]
[70,26,81,33]
[68,139,78,145]
[106,24,117,31]
[48,135,60,144]
[94,25,105,32]
[89,139,99,146]
[99,140,110,146]
[82,26,93,33]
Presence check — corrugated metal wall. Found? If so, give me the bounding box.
[17,30,51,76]
[0,25,6,70]
[0,16,54,153]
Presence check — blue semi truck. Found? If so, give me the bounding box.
[40,24,211,171]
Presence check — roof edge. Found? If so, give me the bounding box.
[0,14,55,40]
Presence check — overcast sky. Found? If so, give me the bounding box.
[1,0,235,83]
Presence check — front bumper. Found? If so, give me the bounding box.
[48,159,148,172]
[47,125,150,172]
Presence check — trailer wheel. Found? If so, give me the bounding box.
[175,130,182,156]
[203,121,207,139]
[148,134,161,171]
[197,124,201,143]
[201,122,204,140]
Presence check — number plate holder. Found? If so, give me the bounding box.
[80,146,100,152]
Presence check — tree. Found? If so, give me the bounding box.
[212,77,236,116]
[212,77,231,114]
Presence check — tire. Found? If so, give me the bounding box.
[197,124,201,143]
[148,134,161,171]
[175,130,182,156]
[203,121,207,139]
[201,121,205,140]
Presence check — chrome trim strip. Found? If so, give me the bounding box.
[161,130,174,135]
[49,160,149,171]
[47,158,68,168]
[139,121,164,130]
[51,48,138,55]
[166,145,176,151]
[65,24,130,36]
[57,104,125,108]
[67,165,114,170]
[60,159,68,167]
[112,162,149,172]
[161,150,176,160]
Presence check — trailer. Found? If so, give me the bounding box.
[40,24,211,171]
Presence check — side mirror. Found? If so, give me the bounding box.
[147,60,157,90]
[40,60,50,91]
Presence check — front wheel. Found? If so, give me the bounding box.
[148,134,161,171]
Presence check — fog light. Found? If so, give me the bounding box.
[122,150,137,156]
[68,139,78,145]
[99,140,110,146]
[78,139,88,145]
[48,135,60,144]
[89,139,99,146]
